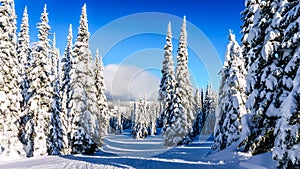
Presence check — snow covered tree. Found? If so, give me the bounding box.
[191,88,204,138]
[17,6,32,147]
[212,31,247,151]
[195,84,217,136]
[148,101,159,136]
[273,65,300,169]
[164,16,194,145]
[158,22,176,130]
[25,4,53,157]
[194,88,202,113]
[48,33,64,155]
[69,4,100,154]
[239,0,283,155]
[241,0,261,70]
[0,0,26,158]
[60,24,73,154]
[132,99,148,139]
[273,1,300,168]
[94,49,109,138]
[17,6,31,109]
[175,16,194,134]
[163,84,187,146]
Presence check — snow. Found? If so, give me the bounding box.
[0,132,277,169]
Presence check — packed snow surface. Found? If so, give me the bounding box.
[0,132,276,169]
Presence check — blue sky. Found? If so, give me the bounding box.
[14,0,245,96]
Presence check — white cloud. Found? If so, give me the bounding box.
[104,64,160,100]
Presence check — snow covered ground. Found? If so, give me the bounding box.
[0,132,277,169]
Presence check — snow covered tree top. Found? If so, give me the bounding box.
[67,24,73,46]
[76,3,90,46]
[180,16,187,46]
[20,6,29,29]
[37,4,50,43]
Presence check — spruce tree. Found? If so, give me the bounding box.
[61,24,73,154]
[17,6,31,109]
[48,33,64,155]
[0,0,26,158]
[241,0,261,70]
[273,62,300,169]
[163,84,187,146]
[94,49,108,140]
[163,16,195,146]
[17,6,32,147]
[132,99,148,139]
[158,22,175,132]
[212,31,247,151]
[273,1,300,168]
[200,84,217,135]
[191,88,203,138]
[175,16,194,132]
[25,4,53,157]
[239,0,283,155]
[69,4,100,154]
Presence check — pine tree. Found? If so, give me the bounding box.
[69,4,99,154]
[25,4,53,157]
[0,0,26,158]
[212,31,247,151]
[60,24,73,154]
[94,49,108,140]
[158,22,176,132]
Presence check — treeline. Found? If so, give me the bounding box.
[213,0,300,168]
[0,1,108,158]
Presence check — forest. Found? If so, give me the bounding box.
[0,0,299,169]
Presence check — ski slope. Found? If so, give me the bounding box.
[0,132,276,169]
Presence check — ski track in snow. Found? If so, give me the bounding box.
[0,133,275,169]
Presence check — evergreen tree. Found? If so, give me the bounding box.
[148,102,158,136]
[17,6,32,147]
[198,84,217,135]
[163,84,187,146]
[175,16,194,132]
[132,99,148,139]
[241,0,261,70]
[69,4,99,154]
[25,4,53,157]
[167,16,194,145]
[17,6,31,109]
[194,88,202,113]
[191,88,203,138]
[60,24,73,154]
[48,33,64,155]
[273,1,300,168]
[94,49,108,140]
[158,22,175,131]
[240,0,290,155]
[0,0,26,158]
[212,31,247,151]
[273,62,300,169]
